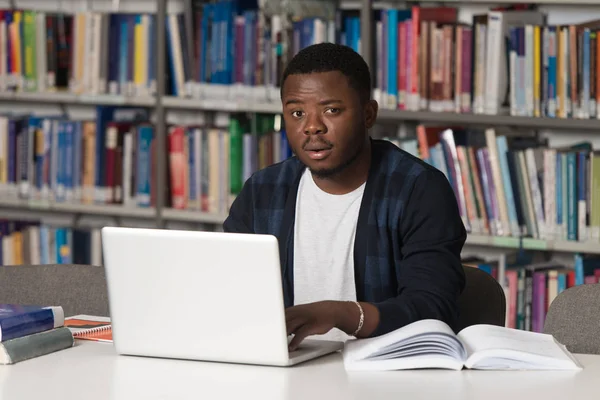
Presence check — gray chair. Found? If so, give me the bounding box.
[544,284,600,355]
[0,264,110,317]
[455,265,506,332]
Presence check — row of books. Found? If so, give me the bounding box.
[466,252,600,333]
[0,220,102,267]
[167,114,291,212]
[372,6,600,119]
[0,9,157,96]
[412,125,600,244]
[0,106,155,207]
[4,108,600,247]
[4,3,600,122]
[0,107,287,212]
[0,1,348,99]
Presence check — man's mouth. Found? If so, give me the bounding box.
[305,147,332,160]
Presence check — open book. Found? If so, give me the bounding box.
[342,319,582,371]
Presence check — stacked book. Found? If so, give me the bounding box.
[0,304,74,364]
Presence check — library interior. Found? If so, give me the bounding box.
[1,0,600,398]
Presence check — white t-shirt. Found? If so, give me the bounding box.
[293,168,366,342]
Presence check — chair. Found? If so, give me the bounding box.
[0,264,110,317]
[455,265,506,332]
[543,284,600,355]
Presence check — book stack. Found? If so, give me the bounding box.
[0,304,74,364]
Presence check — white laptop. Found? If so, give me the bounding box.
[101,227,343,367]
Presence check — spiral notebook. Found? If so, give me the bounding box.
[65,315,112,343]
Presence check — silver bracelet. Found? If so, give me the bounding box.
[352,301,364,336]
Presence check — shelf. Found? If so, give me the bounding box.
[0,91,156,107]
[161,208,229,224]
[419,0,600,3]
[162,96,282,114]
[466,234,600,254]
[377,109,600,130]
[0,198,156,219]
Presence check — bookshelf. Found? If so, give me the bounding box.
[0,0,600,260]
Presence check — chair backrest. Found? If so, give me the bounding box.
[456,265,506,332]
[544,284,600,355]
[0,264,110,317]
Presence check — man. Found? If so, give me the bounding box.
[223,43,466,351]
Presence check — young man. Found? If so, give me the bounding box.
[223,43,466,351]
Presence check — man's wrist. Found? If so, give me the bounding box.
[332,300,380,338]
[333,301,362,336]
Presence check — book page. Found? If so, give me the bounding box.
[342,319,467,372]
[459,324,581,370]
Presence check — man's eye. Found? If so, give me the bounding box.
[291,111,304,118]
[326,108,340,114]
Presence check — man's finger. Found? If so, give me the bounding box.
[285,307,298,323]
[286,317,305,336]
[288,325,313,352]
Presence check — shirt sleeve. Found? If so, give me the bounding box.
[371,168,467,336]
[222,179,255,234]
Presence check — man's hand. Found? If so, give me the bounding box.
[285,301,380,351]
[286,301,340,351]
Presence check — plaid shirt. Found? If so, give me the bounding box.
[223,139,466,336]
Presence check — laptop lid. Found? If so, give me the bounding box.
[101,227,291,365]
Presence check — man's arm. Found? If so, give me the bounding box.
[368,168,466,336]
[223,179,255,234]
[286,169,465,349]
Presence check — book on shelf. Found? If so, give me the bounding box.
[166,113,290,213]
[0,220,102,266]
[0,106,155,207]
[465,253,600,334]
[342,319,582,371]
[65,315,112,343]
[368,5,600,120]
[0,304,74,365]
[389,125,600,245]
[0,9,157,97]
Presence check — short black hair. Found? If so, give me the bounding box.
[280,43,372,103]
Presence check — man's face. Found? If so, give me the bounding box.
[281,71,375,179]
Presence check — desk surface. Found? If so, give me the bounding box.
[0,341,598,400]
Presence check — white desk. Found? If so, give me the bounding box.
[0,341,597,400]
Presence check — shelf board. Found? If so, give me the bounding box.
[0,198,156,219]
[466,234,600,254]
[0,91,156,107]
[420,0,600,3]
[161,208,229,224]
[162,96,282,114]
[377,109,600,130]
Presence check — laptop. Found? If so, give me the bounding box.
[101,227,343,367]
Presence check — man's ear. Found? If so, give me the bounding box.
[365,99,379,129]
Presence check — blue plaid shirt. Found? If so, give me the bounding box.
[223,139,466,337]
